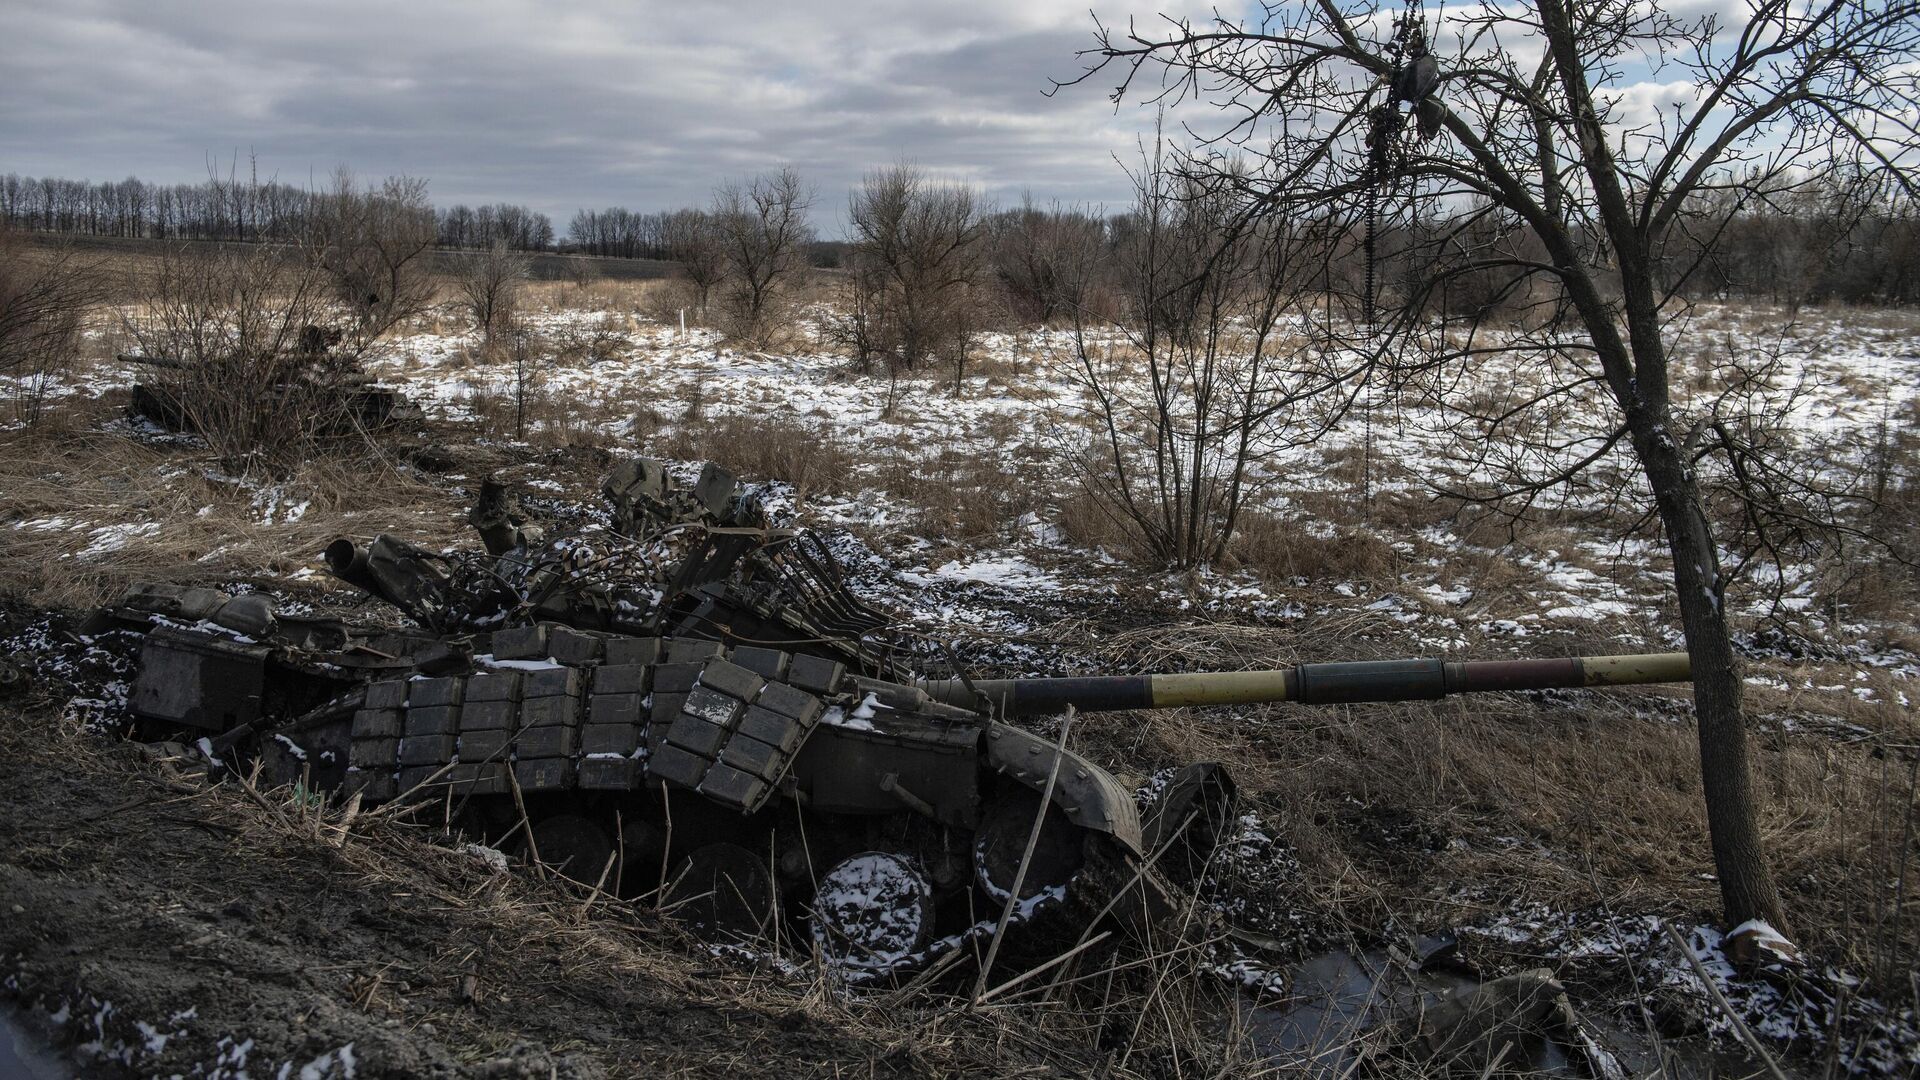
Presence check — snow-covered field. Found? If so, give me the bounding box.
[345,299,1920,684]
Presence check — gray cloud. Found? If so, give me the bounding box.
[0,0,1165,232]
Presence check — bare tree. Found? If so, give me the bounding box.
[0,227,101,423]
[306,170,438,351]
[458,240,531,345]
[664,208,725,316]
[989,195,1108,324]
[841,163,989,386]
[1066,0,1920,930]
[712,168,814,344]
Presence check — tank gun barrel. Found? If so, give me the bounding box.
[922,652,1690,717]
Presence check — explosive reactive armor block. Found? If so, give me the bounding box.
[523,667,583,698]
[681,687,743,727]
[547,627,604,665]
[579,756,641,789]
[404,705,460,736]
[729,646,790,680]
[448,762,509,795]
[458,728,511,761]
[696,658,765,702]
[588,692,644,725]
[516,725,577,758]
[520,694,580,729]
[466,670,522,702]
[490,624,549,660]
[364,680,409,710]
[344,767,397,803]
[352,708,403,738]
[409,676,464,708]
[666,714,727,757]
[697,763,767,810]
[665,638,725,664]
[127,628,268,730]
[591,664,649,696]
[602,636,663,667]
[581,722,641,755]
[737,705,809,753]
[349,738,397,767]
[651,663,701,694]
[646,744,708,790]
[719,732,783,782]
[787,654,846,695]
[513,758,573,792]
[398,734,457,766]
[755,682,824,725]
[459,698,517,731]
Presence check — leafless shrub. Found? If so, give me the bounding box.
[712,168,814,346]
[457,240,531,343]
[831,163,989,389]
[123,243,346,470]
[0,227,101,424]
[664,209,725,318]
[305,170,438,351]
[551,312,631,365]
[637,277,707,328]
[987,196,1110,326]
[1062,140,1334,568]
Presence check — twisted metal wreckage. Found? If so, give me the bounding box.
[99,457,1692,994]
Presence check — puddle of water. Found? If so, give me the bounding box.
[1240,948,1588,1077]
[0,1007,70,1080]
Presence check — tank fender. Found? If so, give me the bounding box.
[984,722,1144,856]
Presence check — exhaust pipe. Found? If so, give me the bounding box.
[324,537,383,598]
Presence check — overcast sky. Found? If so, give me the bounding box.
[0,0,1196,234]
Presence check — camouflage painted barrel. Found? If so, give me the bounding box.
[921,652,1691,716]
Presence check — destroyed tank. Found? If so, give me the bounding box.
[97,458,1695,976]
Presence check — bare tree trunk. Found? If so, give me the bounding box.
[1628,408,1789,931]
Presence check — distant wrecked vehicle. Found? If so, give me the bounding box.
[96,458,1692,975]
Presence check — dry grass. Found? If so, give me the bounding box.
[1229,510,1403,585]
[0,402,461,609]
[524,276,677,316]
[642,410,857,504]
[1063,616,1920,1005]
[873,445,1040,545]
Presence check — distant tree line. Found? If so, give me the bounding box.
[8,165,1915,309]
[434,203,555,251]
[565,207,691,260]
[0,171,555,253]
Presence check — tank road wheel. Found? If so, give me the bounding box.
[663,842,773,939]
[809,852,935,973]
[1142,763,1238,889]
[528,814,615,885]
[973,787,1086,906]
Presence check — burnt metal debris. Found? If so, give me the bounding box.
[98,457,1693,978]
